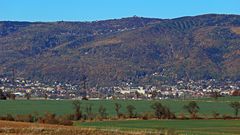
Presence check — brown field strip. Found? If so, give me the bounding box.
[0,120,147,135]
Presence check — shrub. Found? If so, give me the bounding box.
[140,112,154,120]
[15,114,34,122]
[212,111,220,119]
[32,112,39,122]
[57,116,73,126]
[202,113,209,119]
[178,112,187,119]
[37,118,45,123]
[222,114,233,119]
[0,116,7,120]
[6,114,14,121]
[58,119,73,126]
[37,114,74,126]
[62,114,75,121]
[40,112,59,124]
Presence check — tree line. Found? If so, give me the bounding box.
[0,100,240,126]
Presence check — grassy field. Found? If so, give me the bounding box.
[1,97,240,134]
[77,119,240,135]
[0,97,239,117]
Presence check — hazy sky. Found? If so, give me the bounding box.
[1,0,240,21]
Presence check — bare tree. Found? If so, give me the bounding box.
[114,103,122,118]
[151,102,165,119]
[183,101,200,119]
[72,100,82,120]
[230,102,240,118]
[98,105,108,119]
[126,105,136,118]
[85,104,94,120]
[151,102,175,119]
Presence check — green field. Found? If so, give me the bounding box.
[77,120,240,135]
[0,97,239,117]
[1,97,240,134]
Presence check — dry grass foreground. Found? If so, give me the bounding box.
[0,120,148,135]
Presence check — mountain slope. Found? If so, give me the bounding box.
[0,14,240,86]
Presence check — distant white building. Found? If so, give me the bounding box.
[13,92,24,97]
[118,86,145,94]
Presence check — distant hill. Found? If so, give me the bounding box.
[0,14,240,86]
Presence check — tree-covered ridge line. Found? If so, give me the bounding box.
[0,14,240,86]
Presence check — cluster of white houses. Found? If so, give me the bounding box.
[0,77,240,100]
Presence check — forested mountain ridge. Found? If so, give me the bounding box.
[0,14,240,86]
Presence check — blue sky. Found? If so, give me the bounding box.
[0,0,240,22]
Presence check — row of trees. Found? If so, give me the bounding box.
[72,100,240,121]
[72,101,177,121]
[0,100,240,126]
